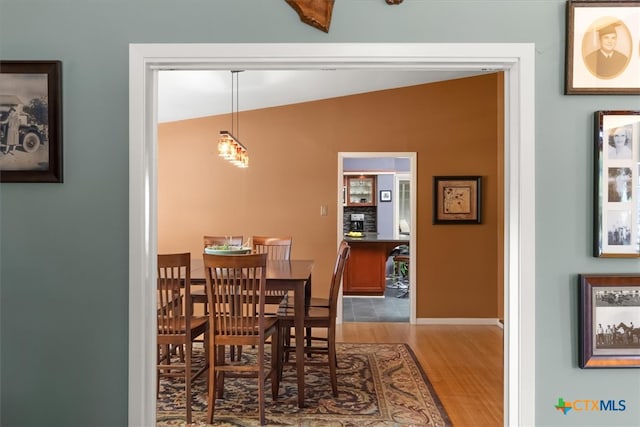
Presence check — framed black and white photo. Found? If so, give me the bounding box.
[593,111,640,257]
[566,1,640,94]
[380,190,391,202]
[0,60,62,182]
[579,274,640,368]
[433,176,482,224]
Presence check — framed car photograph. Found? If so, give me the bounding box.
[433,176,481,224]
[0,60,62,182]
[578,274,640,368]
[565,1,640,94]
[593,111,640,257]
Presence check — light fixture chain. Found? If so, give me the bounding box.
[236,70,239,138]
[231,71,235,137]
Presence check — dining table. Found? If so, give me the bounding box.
[190,257,314,408]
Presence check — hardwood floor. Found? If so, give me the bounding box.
[336,323,504,427]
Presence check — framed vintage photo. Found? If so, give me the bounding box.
[593,111,640,257]
[380,190,391,202]
[566,1,640,94]
[578,274,640,368]
[433,176,481,224]
[0,60,62,182]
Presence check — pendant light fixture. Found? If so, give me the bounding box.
[218,70,249,168]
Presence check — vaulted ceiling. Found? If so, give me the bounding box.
[157,69,487,123]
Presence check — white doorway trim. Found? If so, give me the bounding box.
[129,43,535,426]
[338,152,417,324]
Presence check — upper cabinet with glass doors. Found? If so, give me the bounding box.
[345,175,376,206]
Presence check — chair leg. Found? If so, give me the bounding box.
[271,329,280,401]
[283,327,292,362]
[178,343,185,362]
[215,346,225,399]
[328,330,338,397]
[306,326,312,348]
[207,340,216,424]
[277,324,289,382]
[185,341,192,424]
[157,344,171,398]
[229,344,244,361]
[258,343,266,426]
[156,345,161,398]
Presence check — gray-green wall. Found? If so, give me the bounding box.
[1,1,639,426]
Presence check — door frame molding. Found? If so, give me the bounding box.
[129,42,535,426]
[338,152,416,324]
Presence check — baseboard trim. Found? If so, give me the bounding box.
[343,295,385,299]
[417,318,501,326]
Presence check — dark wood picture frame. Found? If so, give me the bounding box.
[0,60,62,182]
[380,190,391,202]
[433,176,481,224]
[565,1,640,95]
[592,110,640,257]
[578,274,640,368]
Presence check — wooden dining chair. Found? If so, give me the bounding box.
[307,240,350,308]
[276,241,350,397]
[203,252,280,426]
[252,236,292,305]
[252,235,292,260]
[156,253,209,425]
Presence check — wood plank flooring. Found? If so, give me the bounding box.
[336,323,504,427]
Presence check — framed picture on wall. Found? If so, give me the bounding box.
[0,60,63,182]
[578,274,640,368]
[593,111,640,257]
[380,190,391,202]
[565,1,640,94]
[432,176,481,224]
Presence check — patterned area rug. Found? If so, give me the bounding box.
[157,343,451,426]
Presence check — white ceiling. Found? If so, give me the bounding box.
[157,69,487,123]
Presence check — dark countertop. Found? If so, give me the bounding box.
[343,232,410,243]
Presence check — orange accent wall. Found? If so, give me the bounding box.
[158,73,504,318]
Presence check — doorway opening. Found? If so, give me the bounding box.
[129,43,536,426]
[338,153,416,324]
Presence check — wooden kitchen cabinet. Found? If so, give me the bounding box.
[345,175,376,206]
[343,243,386,295]
[343,239,409,296]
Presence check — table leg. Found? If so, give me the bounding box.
[294,281,305,408]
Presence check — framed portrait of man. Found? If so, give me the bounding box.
[566,1,640,94]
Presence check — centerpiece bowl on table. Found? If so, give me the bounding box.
[204,245,252,255]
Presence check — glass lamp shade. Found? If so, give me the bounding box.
[218,131,249,167]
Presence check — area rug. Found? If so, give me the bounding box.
[157,343,451,426]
